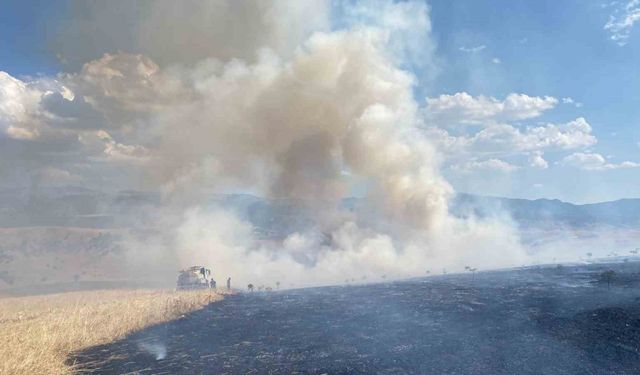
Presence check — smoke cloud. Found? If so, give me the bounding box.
[54,0,331,69]
[47,0,530,288]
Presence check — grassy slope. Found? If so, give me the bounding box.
[0,289,225,375]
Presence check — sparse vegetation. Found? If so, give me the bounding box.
[0,288,224,375]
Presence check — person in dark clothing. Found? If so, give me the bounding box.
[227,277,231,290]
[210,279,216,289]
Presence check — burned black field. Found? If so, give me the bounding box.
[74,262,640,374]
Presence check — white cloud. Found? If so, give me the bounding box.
[451,158,520,173]
[0,70,107,138]
[496,117,596,151]
[426,117,597,157]
[559,152,640,170]
[423,91,598,173]
[562,97,583,108]
[0,71,43,139]
[0,69,152,189]
[492,57,501,64]
[604,0,640,45]
[459,45,486,53]
[528,151,549,169]
[425,92,558,125]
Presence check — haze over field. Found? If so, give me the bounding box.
[1,0,639,290]
[1,187,639,290]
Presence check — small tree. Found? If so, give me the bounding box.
[600,270,616,289]
[247,283,254,292]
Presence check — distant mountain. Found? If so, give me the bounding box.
[450,193,640,229]
[0,186,638,231]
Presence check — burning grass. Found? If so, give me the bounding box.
[0,288,225,374]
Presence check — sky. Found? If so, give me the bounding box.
[0,0,639,204]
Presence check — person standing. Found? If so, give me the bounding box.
[227,277,231,291]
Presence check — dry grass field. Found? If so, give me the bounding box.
[0,288,225,374]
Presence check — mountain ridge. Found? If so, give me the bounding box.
[0,186,638,230]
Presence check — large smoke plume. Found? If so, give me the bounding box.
[52,0,529,287]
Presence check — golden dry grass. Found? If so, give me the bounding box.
[0,288,225,375]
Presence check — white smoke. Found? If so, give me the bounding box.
[54,0,530,288]
[138,340,167,360]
